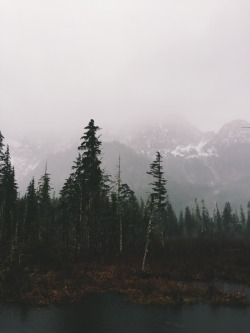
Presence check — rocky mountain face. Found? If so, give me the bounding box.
[125,119,250,211]
[7,119,250,212]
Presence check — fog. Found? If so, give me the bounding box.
[0,0,250,140]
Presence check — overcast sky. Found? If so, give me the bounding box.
[0,0,250,140]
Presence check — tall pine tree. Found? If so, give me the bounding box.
[73,119,109,253]
[23,178,38,247]
[147,151,167,247]
[37,166,52,243]
[142,151,168,271]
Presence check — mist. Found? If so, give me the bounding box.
[0,0,250,140]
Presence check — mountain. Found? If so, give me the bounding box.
[6,119,250,213]
[125,117,205,158]
[9,137,152,199]
[125,119,250,211]
[8,138,78,196]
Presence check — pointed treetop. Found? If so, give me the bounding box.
[147,151,167,211]
[78,119,102,154]
[0,131,4,158]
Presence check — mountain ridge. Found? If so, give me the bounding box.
[5,118,250,212]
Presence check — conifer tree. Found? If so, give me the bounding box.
[0,132,5,241]
[142,195,154,272]
[37,166,52,242]
[119,183,141,251]
[23,178,38,246]
[165,202,178,237]
[232,209,241,234]
[201,200,212,235]
[116,156,122,253]
[111,156,141,254]
[73,119,108,252]
[59,174,80,256]
[142,152,168,271]
[195,199,202,235]
[147,151,167,247]
[0,144,18,261]
[184,206,196,237]
[0,132,4,183]
[222,202,233,235]
[239,205,246,232]
[178,210,184,236]
[1,146,18,242]
[213,203,222,235]
[107,192,119,253]
[78,119,102,193]
[247,201,250,235]
[147,152,167,210]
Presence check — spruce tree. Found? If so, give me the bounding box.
[147,152,167,210]
[165,201,178,237]
[201,200,212,235]
[119,183,141,252]
[1,146,18,240]
[232,209,241,235]
[73,119,108,253]
[239,205,246,232]
[111,156,141,254]
[247,201,250,235]
[0,145,18,260]
[37,166,52,243]
[142,151,168,271]
[222,202,233,235]
[0,132,5,241]
[213,203,222,235]
[59,174,80,257]
[116,156,122,253]
[0,132,4,183]
[195,199,202,235]
[107,192,119,253]
[184,206,194,237]
[23,178,38,246]
[178,210,184,236]
[78,119,102,193]
[147,151,167,247]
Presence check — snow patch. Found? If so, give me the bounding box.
[171,140,218,158]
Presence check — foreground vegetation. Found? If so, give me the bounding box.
[1,120,250,306]
[0,238,250,306]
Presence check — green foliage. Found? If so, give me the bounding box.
[147,151,167,211]
[0,122,250,271]
[59,119,111,255]
[0,144,18,254]
[184,206,195,237]
[222,202,233,235]
[23,178,38,245]
[37,167,52,243]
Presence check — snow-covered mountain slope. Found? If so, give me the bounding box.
[7,138,77,195]
[125,119,250,210]
[126,118,204,158]
[5,118,250,212]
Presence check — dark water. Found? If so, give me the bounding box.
[0,293,250,333]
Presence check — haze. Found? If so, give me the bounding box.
[0,0,249,140]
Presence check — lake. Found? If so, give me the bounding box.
[0,293,250,333]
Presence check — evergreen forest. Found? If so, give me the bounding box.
[1,120,250,305]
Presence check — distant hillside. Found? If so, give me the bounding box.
[7,119,250,212]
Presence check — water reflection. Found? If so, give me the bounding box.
[0,293,250,333]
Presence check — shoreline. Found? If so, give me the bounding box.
[1,264,249,307]
[1,238,250,307]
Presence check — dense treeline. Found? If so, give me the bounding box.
[1,120,250,267]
